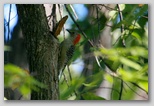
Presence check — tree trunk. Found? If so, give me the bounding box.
[16,4,59,100]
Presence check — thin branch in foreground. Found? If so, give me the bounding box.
[124,82,148,99]
[118,79,123,100]
[117,4,125,47]
[69,4,78,20]
[110,77,115,100]
[60,66,78,97]
[5,4,12,64]
[131,82,148,94]
[116,4,125,100]
[117,4,124,34]
[129,18,138,35]
[95,54,148,99]
[67,65,72,81]
[58,4,62,19]
[61,72,69,85]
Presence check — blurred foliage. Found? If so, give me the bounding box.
[4,4,148,100]
[59,4,148,100]
[4,64,46,99]
[81,92,105,100]
[59,71,104,100]
[4,45,12,51]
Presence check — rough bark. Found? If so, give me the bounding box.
[16,4,59,100]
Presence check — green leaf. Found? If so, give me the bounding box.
[60,77,85,100]
[118,67,148,83]
[4,64,46,97]
[109,10,117,21]
[82,71,103,92]
[138,81,148,92]
[111,77,122,100]
[81,92,106,100]
[131,31,142,42]
[118,68,136,82]
[119,57,142,70]
[19,84,31,95]
[119,4,126,11]
[83,83,97,88]
[103,59,121,72]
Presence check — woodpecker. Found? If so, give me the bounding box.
[58,29,81,78]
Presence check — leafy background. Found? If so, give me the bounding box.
[4,4,148,100]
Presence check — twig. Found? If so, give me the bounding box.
[110,77,115,100]
[124,82,148,99]
[66,66,78,97]
[116,4,125,100]
[96,5,100,38]
[131,82,148,94]
[8,4,12,42]
[141,15,148,19]
[61,69,78,97]
[5,4,12,64]
[60,72,76,96]
[129,18,138,35]
[69,4,78,20]
[9,14,18,23]
[118,79,123,100]
[95,56,117,76]
[18,95,23,100]
[117,4,125,47]
[60,65,77,97]
[67,65,72,81]
[99,4,122,12]
[61,72,69,85]
[58,4,62,19]
[117,4,124,33]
